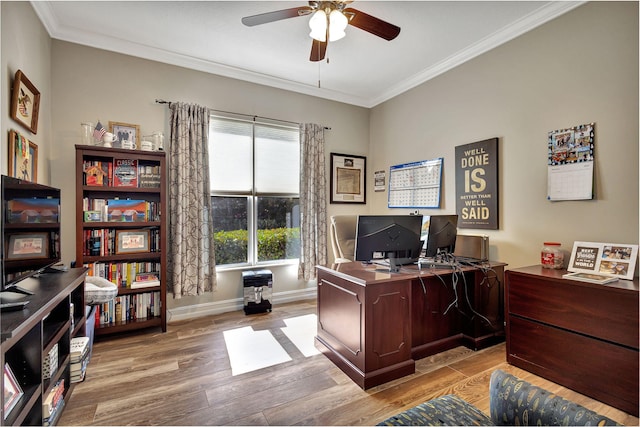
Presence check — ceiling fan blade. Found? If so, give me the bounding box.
[344,8,401,41]
[242,6,311,26]
[310,39,327,62]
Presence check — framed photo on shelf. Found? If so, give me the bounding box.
[116,230,150,254]
[8,130,38,183]
[109,121,140,149]
[10,70,40,134]
[6,232,50,260]
[330,152,366,204]
[3,363,24,419]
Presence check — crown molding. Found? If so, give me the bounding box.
[31,1,585,109]
[369,1,586,107]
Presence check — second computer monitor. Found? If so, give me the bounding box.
[424,214,458,258]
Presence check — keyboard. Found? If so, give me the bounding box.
[418,258,455,269]
[455,256,485,264]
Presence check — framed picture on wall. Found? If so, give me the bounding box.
[109,121,140,149]
[10,70,40,134]
[8,130,38,183]
[330,153,366,204]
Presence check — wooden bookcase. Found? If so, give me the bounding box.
[74,145,167,335]
[0,268,86,426]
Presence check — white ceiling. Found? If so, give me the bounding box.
[32,1,584,108]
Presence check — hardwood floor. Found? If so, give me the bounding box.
[60,300,639,426]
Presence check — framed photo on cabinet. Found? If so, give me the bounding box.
[3,363,24,419]
[109,121,140,149]
[330,153,366,204]
[6,232,50,260]
[8,130,38,183]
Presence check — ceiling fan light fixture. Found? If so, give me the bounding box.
[328,9,347,42]
[309,10,327,42]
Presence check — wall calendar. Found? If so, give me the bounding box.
[388,158,443,208]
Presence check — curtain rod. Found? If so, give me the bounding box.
[155,99,331,130]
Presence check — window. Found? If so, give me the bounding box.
[209,115,300,267]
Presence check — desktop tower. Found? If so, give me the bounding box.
[454,234,489,261]
[242,269,273,315]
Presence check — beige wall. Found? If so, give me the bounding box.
[48,40,370,313]
[369,1,639,270]
[3,2,638,317]
[1,2,52,182]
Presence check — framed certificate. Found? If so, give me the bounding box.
[330,153,366,204]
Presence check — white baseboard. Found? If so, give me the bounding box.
[167,287,317,323]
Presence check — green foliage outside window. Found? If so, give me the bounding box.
[214,227,300,265]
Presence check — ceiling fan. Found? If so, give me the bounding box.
[241,1,401,62]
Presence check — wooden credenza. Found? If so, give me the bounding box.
[505,266,639,416]
[315,262,505,389]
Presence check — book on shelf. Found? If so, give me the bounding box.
[107,199,147,222]
[83,160,111,186]
[44,398,65,427]
[131,271,160,289]
[113,159,138,187]
[83,228,160,257]
[43,343,58,379]
[43,379,65,416]
[71,355,90,383]
[138,165,162,188]
[85,261,161,288]
[70,336,90,363]
[130,280,160,289]
[96,291,162,325]
[84,210,103,222]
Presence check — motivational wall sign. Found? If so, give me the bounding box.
[455,138,499,229]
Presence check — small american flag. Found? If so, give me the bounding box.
[93,121,106,140]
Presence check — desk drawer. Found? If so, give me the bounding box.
[507,271,638,348]
[508,315,639,415]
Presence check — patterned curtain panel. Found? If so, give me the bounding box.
[298,123,328,281]
[168,102,217,297]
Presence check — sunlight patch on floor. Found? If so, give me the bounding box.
[223,326,292,376]
[281,314,320,357]
[223,314,319,376]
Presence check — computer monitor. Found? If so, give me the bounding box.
[424,215,458,259]
[355,215,423,272]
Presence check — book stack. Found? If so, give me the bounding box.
[43,379,65,426]
[70,336,90,383]
[131,272,160,289]
[42,343,58,380]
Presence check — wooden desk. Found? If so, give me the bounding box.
[505,266,639,416]
[315,262,505,389]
